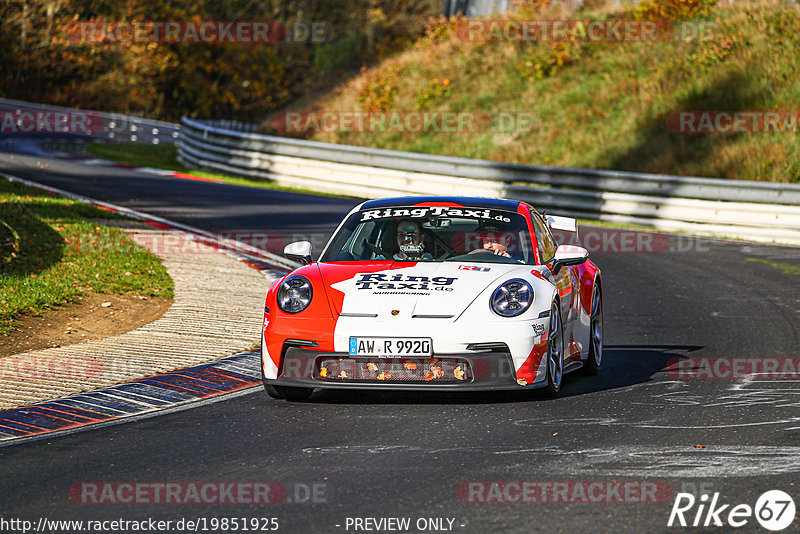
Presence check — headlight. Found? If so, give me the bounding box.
[277,275,313,314]
[490,279,533,317]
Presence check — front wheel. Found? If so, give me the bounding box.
[582,283,603,375]
[543,302,564,396]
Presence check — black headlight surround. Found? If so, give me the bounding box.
[277,275,313,314]
[490,278,534,318]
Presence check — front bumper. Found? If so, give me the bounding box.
[262,346,546,391]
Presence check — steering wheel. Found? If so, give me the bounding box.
[365,240,391,258]
[467,249,496,255]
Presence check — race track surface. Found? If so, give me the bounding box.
[1,143,799,533]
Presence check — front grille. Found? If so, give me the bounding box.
[317,357,472,382]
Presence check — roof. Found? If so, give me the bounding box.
[360,196,521,211]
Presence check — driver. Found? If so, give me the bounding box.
[393,219,432,261]
[470,234,511,257]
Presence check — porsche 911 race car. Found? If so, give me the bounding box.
[261,196,602,401]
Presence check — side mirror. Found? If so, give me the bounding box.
[551,244,588,274]
[284,241,312,265]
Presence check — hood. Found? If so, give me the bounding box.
[319,261,526,321]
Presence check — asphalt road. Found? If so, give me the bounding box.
[1,141,799,533]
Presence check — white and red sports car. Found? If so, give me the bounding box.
[261,196,602,400]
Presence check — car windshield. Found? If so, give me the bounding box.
[319,205,537,264]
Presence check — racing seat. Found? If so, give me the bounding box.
[376,221,400,259]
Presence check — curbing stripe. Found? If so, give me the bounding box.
[0,170,284,444]
[113,383,194,403]
[101,388,173,407]
[53,399,137,417]
[0,351,261,445]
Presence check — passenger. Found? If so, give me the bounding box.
[386,219,433,261]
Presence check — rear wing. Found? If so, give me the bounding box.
[545,215,579,247]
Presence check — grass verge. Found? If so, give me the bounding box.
[0,177,173,336]
[298,1,800,182]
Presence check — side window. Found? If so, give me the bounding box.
[350,221,377,258]
[530,212,557,263]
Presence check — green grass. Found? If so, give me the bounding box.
[301,1,800,182]
[0,178,173,335]
[84,143,360,199]
[746,257,800,275]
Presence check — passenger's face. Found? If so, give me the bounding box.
[397,223,420,246]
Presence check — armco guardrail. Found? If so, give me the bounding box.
[178,116,800,245]
[0,97,180,144]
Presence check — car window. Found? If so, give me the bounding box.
[319,206,538,264]
[530,210,557,263]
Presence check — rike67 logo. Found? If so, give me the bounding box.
[668,490,796,531]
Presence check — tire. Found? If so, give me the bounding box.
[263,382,284,399]
[543,302,564,396]
[262,381,314,402]
[582,283,603,375]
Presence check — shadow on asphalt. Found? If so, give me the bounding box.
[286,344,704,405]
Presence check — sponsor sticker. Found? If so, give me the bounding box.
[458,265,491,272]
[359,207,512,223]
[354,273,456,292]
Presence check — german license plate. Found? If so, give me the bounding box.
[349,337,432,357]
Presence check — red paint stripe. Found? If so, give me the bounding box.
[0,423,29,436]
[29,406,100,424]
[43,402,113,421]
[145,221,171,230]
[412,201,464,207]
[171,172,221,183]
[171,370,252,389]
